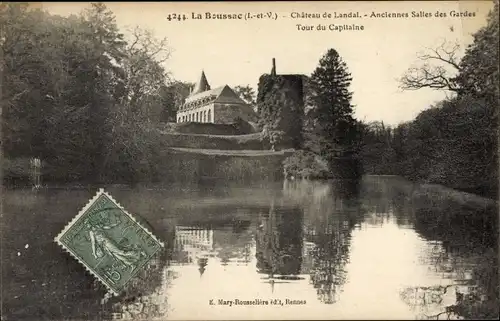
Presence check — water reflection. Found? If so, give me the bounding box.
[255,202,303,277]
[299,180,363,305]
[1,177,498,320]
[409,192,499,320]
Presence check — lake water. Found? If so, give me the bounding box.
[2,176,498,320]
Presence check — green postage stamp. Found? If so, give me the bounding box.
[54,189,164,295]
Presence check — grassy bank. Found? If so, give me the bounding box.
[161,132,267,150]
[159,149,288,182]
[283,150,362,180]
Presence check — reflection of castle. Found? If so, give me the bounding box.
[173,226,215,265]
[175,226,214,249]
[172,224,253,267]
[301,241,315,274]
[255,204,304,276]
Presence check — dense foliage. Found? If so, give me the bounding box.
[1,3,190,184]
[234,85,257,106]
[280,49,361,179]
[361,1,499,198]
[282,150,330,180]
[257,74,305,150]
[303,48,359,162]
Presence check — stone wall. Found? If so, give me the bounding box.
[165,121,256,135]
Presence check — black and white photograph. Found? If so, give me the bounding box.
[1,1,498,320]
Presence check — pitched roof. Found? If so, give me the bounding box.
[184,85,247,105]
[185,86,224,104]
[190,71,211,96]
[214,85,248,105]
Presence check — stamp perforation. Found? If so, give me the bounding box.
[54,188,164,296]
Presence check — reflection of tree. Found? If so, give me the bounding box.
[110,248,170,319]
[255,202,304,276]
[293,179,362,304]
[360,176,498,319]
[359,176,397,226]
[109,224,177,320]
[409,195,499,320]
[307,217,352,304]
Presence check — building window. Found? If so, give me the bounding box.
[208,109,211,123]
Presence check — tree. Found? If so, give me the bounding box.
[1,2,180,184]
[455,0,499,102]
[118,26,171,121]
[392,0,499,198]
[399,40,463,95]
[305,48,357,164]
[1,3,46,157]
[160,81,194,122]
[359,121,397,175]
[234,85,256,105]
[400,0,499,100]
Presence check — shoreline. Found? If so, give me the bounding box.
[3,174,497,206]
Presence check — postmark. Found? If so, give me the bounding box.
[54,188,164,295]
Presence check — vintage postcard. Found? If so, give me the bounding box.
[1,1,498,321]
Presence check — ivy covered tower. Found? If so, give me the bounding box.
[257,58,306,150]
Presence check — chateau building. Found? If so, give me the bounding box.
[176,71,256,124]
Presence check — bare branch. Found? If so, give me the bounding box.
[399,40,463,93]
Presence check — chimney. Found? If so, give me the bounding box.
[271,58,276,76]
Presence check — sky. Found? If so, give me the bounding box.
[39,1,493,126]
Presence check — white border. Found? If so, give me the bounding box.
[54,188,165,296]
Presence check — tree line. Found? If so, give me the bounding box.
[262,1,497,198]
[1,3,193,184]
[2,1,497,197]
[360,1,498,199]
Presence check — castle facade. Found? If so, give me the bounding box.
[176,71,256,124]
